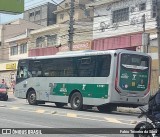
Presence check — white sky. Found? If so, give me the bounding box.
[0,0,63,24]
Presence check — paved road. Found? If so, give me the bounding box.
[0,92,143,137]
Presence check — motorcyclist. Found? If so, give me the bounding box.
[150,89,160,137]
[151,89,160,120]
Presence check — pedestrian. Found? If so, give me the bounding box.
[149,89,160,137]
[150,89,160,120]
[2,79,6,85]
[11,80,15,90]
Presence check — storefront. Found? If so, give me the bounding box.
[0,62,17,90]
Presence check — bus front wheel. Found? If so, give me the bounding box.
[70,92,83,110]
[27,90,37,105]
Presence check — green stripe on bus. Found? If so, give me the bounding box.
[51,83,109,99]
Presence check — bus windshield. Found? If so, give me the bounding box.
[119,53,150,92]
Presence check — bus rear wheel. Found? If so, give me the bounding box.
[27,90,37,105]
[55,102,66,108]
[70,92,83,110]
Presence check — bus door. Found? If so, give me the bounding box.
[15,60,29,98]
[116,53,150,97]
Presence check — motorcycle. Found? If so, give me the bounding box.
[134,106,160,137]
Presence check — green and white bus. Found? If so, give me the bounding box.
[14,49,151,112]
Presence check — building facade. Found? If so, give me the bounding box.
[28,0,94,56]
[88,0,156,49]
[5,29,31,61]
[0,19,43,60]
[28,24,61,56]
[55,0,93,24]
[28,22,93,56]
[23,2,57,26]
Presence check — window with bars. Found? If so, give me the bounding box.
[36,37,45,47]
[29,12,34,17]
[139,3,146,11]
[60,14,64,20]
[35,10,40,16]
[20,43,27,54]
[10,46,18,56]
[47,35,57,46]
[112,7,129,23]
[152,0,157,18]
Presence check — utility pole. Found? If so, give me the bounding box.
[142,14,146,53]
[68,0,74,51]
[156,0,160,76]
[142,14,145,33]
[142,14,150,53]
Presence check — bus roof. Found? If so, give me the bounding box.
[24,49,149,60]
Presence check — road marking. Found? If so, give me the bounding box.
[67,113,77,118]
[130,120,137,124]
[10,107,19,110]
[51,111,57,114]
[104,117,123,124]
[0,105,6,107]
[35,109,45,113]
[0,106,135,125]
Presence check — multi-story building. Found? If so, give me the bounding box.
[0,19,42,60]
[23,2,57,26]
[28,22,93,56]
[88,0,158,93]
[28,0,94,56]
[0,19,43,88]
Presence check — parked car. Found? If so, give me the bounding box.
[0,84,8,101]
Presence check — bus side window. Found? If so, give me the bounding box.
[96,55,111,77]
[30,61,42,77]
[37,71,42,77]
[78,57,93,77]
